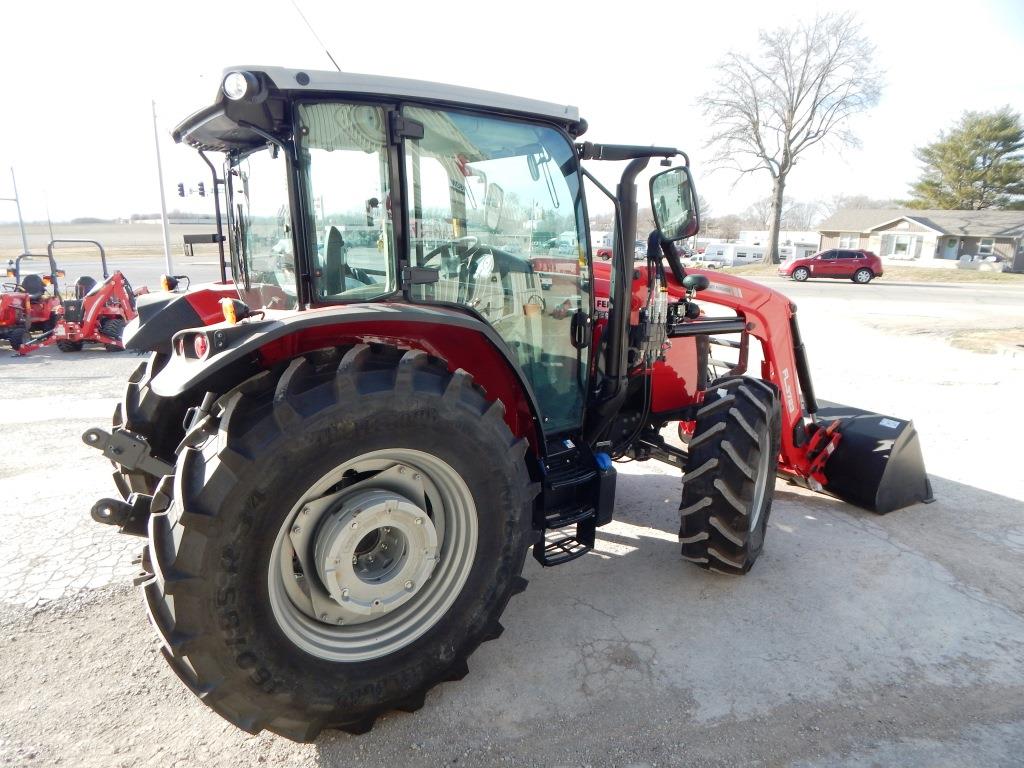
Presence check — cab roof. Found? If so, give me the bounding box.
[174,66,584,152]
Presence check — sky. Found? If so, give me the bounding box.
[0,0,1022,224]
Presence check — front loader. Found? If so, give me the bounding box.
[83,66,932,741]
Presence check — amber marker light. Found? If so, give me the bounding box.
[221,298,252,325]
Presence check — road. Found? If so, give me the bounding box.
[1,266,1023,767]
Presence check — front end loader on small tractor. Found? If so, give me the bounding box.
[1,253,62,351]
[82,67,932,741]
[18,239,145,355]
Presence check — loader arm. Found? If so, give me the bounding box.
[669,269,817,477]
[669,268,931,512]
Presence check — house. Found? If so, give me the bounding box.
[817,209,1024,272]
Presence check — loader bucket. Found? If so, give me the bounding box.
[815,404,934,514]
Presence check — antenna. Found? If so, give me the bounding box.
[289,0,342,72]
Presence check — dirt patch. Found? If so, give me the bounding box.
[948,327,1024,355]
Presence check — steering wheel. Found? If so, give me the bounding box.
[422,235,479,267]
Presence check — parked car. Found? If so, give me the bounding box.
[779,249,883,284]
[683,253,723,269]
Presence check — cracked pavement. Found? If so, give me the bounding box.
[1,278,1023,766]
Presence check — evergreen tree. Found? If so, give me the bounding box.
[908,107,1024,210]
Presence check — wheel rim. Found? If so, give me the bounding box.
[794,269,807,280]
[856,270,870,283]
[748,429,773,533]
[268,448,478,662]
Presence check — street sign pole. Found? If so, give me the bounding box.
[1,167,31,255]
[152,100,174,273]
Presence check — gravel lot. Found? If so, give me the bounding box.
[1,275,1022,767]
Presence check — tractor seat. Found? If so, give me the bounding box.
[19,273,46,301]
[75,276,97,299]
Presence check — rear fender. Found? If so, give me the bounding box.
[151,303,543,447]
[125,283,238,354]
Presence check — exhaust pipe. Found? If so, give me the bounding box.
[815,403,934,514]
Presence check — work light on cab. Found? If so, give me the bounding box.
[223,71,259,101]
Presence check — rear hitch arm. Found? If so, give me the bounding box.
[81,427,175,478]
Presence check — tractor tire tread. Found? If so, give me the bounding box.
[679,375,781,576]
[141,344,536,741]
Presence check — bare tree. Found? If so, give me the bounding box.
[703,12,883,263]
[743,196,790,229]
[824,193,900,216]
[782,200,824,230]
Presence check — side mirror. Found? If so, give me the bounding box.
[650,166,699,241]
[682,274,709,292]
[484,183,504,231]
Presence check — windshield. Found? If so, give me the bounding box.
[227,148,299,310]
[297,103,396,301]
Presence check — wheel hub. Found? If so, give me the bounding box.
[310,488,439,623]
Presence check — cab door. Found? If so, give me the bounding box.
[401,105,591,437]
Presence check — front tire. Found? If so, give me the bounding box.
[57,340,83,352]
[679,376,781,575]
[792,267,809,282]
[142,345,535,740]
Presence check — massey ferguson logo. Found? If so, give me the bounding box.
[781,368,796,414]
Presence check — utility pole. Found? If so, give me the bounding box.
[0,167,30,255]
[152,100,174,273]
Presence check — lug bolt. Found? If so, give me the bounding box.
[413,473,421,481]
[415,518,423,525]
[341,588,350,600]
[398,467,406,474]
[350,522,358,529]
[320,613,328,621]
[352,556,358,565]
[301,506,310,515]
[292,525,301,534]
[404,580,414,591]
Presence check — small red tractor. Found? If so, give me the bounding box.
[18,239,146,354]
[1,253,62,351]
[83,67,932,741]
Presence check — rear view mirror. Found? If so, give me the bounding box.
[484,183,504,231]
[650,166,699,241]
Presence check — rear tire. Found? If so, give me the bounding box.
[853,268,873,284]
[792,267,809,282]
[100,317,126,351]
[8,326,26,352]
[141,344,535,740]
[110,353,193,499]
[679,376,781,575]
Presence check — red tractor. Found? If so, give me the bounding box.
[83,67,932,741]
[18,240,146,354]
[1,253,62,351]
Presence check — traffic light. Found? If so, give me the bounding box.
[176,183,185,197]
[198,182,206,197]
